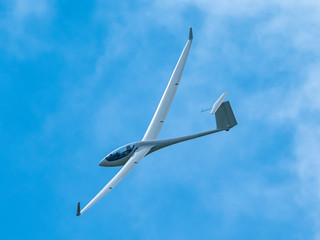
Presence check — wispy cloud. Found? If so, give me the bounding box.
[6,0,318,238]
[0,0,53,58]
[89,0,320,237]
[239,60,320,237]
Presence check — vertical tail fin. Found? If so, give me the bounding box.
[215,101,237,130]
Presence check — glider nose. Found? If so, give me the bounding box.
[99,158,107,166]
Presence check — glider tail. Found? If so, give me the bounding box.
[215,101,237,130]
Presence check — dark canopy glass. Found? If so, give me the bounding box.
[105,143,136,162]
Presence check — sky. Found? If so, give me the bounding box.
[1,0,320,239]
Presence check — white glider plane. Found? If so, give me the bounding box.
[77,28,237,216]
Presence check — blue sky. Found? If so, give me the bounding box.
[1,0,320,239]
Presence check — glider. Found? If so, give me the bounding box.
[77,28,237,216]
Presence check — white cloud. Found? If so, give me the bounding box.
[119,0,320,237]
[23,0,319,236]
[13,0,49,19]
[242,63,320,237]
[0,0,53,58]
[282,74,320,235]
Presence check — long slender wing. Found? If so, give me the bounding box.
[79,147,151,215]
[142,28,193,141]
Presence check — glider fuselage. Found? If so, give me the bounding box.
[99,127,229,167]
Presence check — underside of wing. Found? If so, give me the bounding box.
[142,28,193,141]
[78,147,151,215]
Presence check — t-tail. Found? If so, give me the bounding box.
[210,92,237,130]
[143,93,237,155]
[215,101,237,130]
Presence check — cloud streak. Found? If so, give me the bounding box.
[2,0,318,238]
[0,0,53,58]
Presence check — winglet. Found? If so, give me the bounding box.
[76,202,81,216]
[189,27,193,40]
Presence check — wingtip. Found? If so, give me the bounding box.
[189,27,193,40]
[76,202,81,216]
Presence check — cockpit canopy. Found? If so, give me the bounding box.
[105,143,136,162]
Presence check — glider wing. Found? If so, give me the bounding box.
[142,28,193,141]
[78,147,151,215]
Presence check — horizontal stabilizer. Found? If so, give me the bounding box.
[210,92,227,115]
[215,101,237,130]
